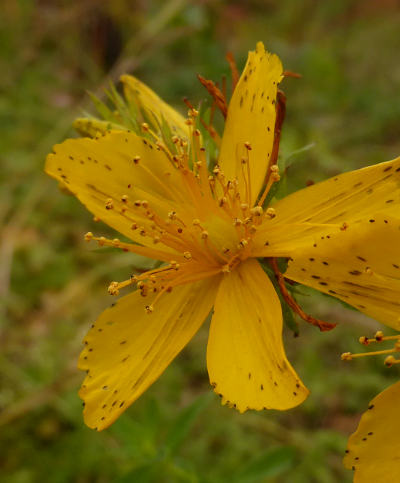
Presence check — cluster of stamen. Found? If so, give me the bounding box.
[82,102,283,314]
[341,331,400,367]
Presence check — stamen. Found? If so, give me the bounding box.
[385,355,400,367]
[257,164,280,207]
[341,331,400,363]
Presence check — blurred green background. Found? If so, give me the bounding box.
[1,1,400,482]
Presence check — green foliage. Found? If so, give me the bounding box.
[2,1,400,482]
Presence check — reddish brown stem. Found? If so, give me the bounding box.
[226,51,240,90]
[267,89,286,178]
[197,74,228,119]
[269,258,337,332]
[283,70,302,79]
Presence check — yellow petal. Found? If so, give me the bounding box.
[252,222,341,258]
[218,42,283,205]
[284,214,400,329]
[45,130,189,254]
[207,258,309,412]
[120,74,189,139]
[253,157,400,257]
[269,157,400,226]
[344,381,400,483]
[79,275,220,430]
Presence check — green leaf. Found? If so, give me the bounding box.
[87,91,114,121]
[161,393,212,459]
[233,446,296,483]
[117,461,161,483]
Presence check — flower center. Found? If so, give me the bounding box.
[84,110,281,312]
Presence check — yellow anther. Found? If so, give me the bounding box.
[194,129,201,137]
[270,164,279,173]
[244,217,253,225]
[84,232,93,242]
[185,118,193,126]
[266,207,276,218]
[221,264,231,273]
[192,219,201,226]
[93,216,100,222]
[218,197,228,207]
[139,228,146,236]
[134,200,142,207]
[130,275,138,282]
[133,155,141,164]
[385,355,397,367]
[241,157,247,165]
[168,211,177,220]
[141,122,149,132]
[375,331,384,341]
[201,230,209,239]
[240,203,249,211]
[112,238,120,247]
[238,239,248,249]
[365,267,373,275]
[121,195,128,203]
[105,198,114,210]
[172,135,179,144]
[183,251,192,260]
[340,222,348,231]
[250,206,263,217]
[249,225,257,234]
[141,200,149,209]
[153,236,160,244]
[341,352,353,361]
[98,236,106,246]
[272,172,281,182]
[359,336,369,345]
[213,167,220,175]
[108,281,120,296]
[244,142,252,150]
[233,218,243,226]
[145,305,154,314]
[170,261,180,270]
[131,223,138,230]
[137,281,145,289]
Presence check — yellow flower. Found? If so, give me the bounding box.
[344,380,400,482]
[45,42,400,431]
[342,331,400,482]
